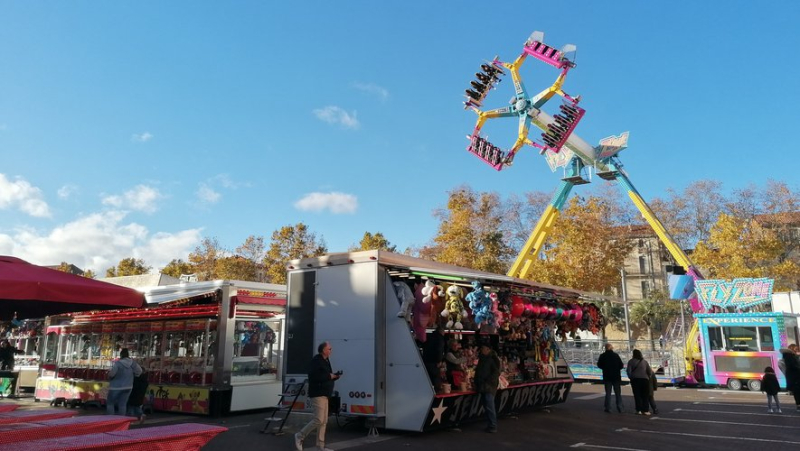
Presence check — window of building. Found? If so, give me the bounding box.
[639,256,647,274]
[640,281,649,297]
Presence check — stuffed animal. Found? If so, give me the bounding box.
[441,284,467,330]
[466,280,495,329]
[412,281,431,343]
[393,281,415,322]
[427,282,446,327]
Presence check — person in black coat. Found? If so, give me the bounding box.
[126,370,149,422]
[597,343,624,413]
[295,342,341,451]
[780,345,800,411]
[762,366,781,413]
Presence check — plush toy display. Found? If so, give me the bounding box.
[466,280,495,329]
[441,284,467,330]
[427,282,446,327]
[412,281,431,342]
[420,280,444,328]
[393,281,416,322]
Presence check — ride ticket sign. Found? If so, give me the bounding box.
[695,278,774,311]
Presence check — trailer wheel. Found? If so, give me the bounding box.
[747,379,761,391]
[726,378,742,390]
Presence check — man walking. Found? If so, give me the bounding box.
[597,343,624,413]
[295,342,341,451]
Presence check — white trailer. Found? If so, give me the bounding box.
[284,251,612,432]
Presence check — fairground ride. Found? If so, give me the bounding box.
[462,31,705,384]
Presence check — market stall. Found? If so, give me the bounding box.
[283,251,609,432]
[34,280,286,415]
[0,256,144,397]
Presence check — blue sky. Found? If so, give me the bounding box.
[1,1,798,273]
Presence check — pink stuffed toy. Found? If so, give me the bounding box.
[412,281,431,342]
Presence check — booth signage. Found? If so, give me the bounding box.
[423,380,571,431]
[695,278,774,310]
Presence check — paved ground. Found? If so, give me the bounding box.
[5,383,800,450]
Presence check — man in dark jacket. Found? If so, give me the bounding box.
[295,342,340,451]
[474,343,500,433]
[597,343,624,413]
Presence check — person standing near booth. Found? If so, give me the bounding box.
[474,343,500,433]
[597,343,624,413]
[626,349,653,416]
[295,342,341,451]
[107,348,142,415]
[0,339,23,397]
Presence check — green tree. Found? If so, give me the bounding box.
[524,196,635,293]
[106,258,150,277]
[427,186,514,274]
[263,223,327,284]
[598,301,626,341]
[161,259,196,279]
[692,213,800,291]
[215,256,258,281]
[629,290,674,348]
[349,232,397,252]
[188,237,225,281]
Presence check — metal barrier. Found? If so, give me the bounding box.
[562,339,686,383]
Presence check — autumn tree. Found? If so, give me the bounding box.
[349,232,397,252]
[523,196,635,294]
[215,256,258,281]
[161,259,196,279]
[106,258,151,277]
[236,235,267,282]
[427,186,514,274]
[263,223,327,284]
[692,213,800,290]
[54,262,82,275]
[188,237,225,281]
[83,269,96,279]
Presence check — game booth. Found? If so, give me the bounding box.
[34,280,287,415]
[690,278,799,391]
[283,251,609,432]
[0,256,145,398]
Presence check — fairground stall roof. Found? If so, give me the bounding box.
[0,256,145,319]
[288,250,621,303]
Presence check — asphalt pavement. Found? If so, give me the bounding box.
[5,383,799,450]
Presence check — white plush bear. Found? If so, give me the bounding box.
[393,281,415,322]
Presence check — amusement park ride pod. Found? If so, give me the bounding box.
[462,30,723,386]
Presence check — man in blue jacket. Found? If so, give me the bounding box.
[295,342,341,451]
[597,343,624,413]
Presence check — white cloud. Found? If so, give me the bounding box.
[101,184,163,214]
[352,82,389,102]
[0,210,203,273]
[132,132,154,142]
[312,106,360,129]
[0,173,51,218]
[57,184,78,200]
[294,191,358,214]
[196,184,221,204]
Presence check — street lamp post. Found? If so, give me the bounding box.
[621,268,632,349]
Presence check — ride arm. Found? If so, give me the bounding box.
[507,179,575,279]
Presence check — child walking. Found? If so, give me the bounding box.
[762,366,781,413]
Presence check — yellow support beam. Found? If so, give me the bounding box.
[507,204,560,279]
[627,190,693,270]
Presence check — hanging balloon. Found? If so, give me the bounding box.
[545,303,558,320]
[510,295,525,318]
[555,304,566,320]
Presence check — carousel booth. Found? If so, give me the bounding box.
[0,318,44,397]
[34,280,287,415]
[284,251,607,432]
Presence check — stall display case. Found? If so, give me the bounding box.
[35,280,287,415]
[1,318,43,396]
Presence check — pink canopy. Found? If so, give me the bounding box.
[0,256,144,319]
